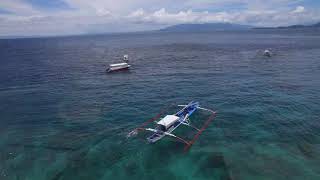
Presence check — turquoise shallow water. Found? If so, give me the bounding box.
[0,30,320,180]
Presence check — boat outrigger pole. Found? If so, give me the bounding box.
[184,112,216,151]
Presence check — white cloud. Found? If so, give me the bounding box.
[129,8,234,25]
[0,0,319,36]
[0,0,39,15]
[127,7,319,27]
[128,9,145,18]
[292,6,305,13]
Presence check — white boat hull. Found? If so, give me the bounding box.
[107,64,131,72]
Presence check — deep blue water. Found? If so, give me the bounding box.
[1,30,320,180]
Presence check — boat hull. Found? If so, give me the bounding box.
[147,102,199,143]
[147,131,165,143]
[107,65,130,72]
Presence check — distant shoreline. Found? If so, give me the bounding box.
[1,22,319,40]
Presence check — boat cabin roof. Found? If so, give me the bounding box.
[157,115,180,128]
[109,63,128,67]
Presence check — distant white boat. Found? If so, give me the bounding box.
[263,49,272,57]
[107,55,131,72]
[107,62,131,72]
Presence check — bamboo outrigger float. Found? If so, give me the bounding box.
[127,101,216,151]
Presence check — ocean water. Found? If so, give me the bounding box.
[0,30,320,180]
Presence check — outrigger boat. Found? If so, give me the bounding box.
[107,55,131,72]
[127,101,216,151]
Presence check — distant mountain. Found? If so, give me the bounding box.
[160,23,253,32]
[313,22,320,27]
[255,22,320,29]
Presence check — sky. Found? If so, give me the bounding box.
[0,0,320,36]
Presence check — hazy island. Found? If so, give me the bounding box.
[159,22,320,32]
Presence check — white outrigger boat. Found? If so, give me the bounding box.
[128,101,216,151]
[107,55,131,72]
